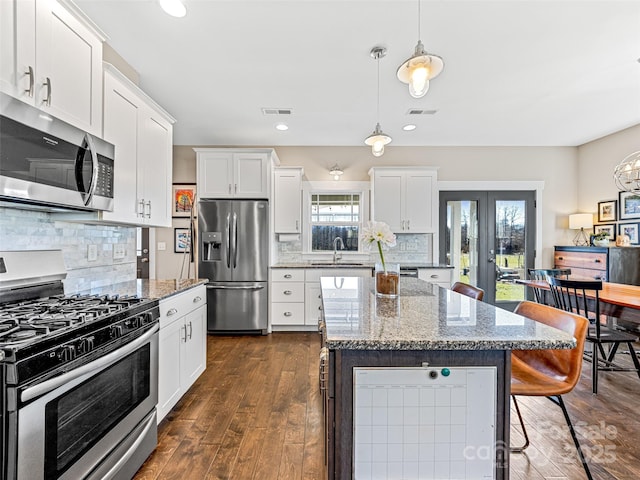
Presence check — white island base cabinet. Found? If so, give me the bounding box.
[158,285,206,421]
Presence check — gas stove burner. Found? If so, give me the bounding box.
[9,330,37,340]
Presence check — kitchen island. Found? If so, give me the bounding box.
[320,276,575,480]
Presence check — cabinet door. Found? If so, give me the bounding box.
[197,152,233,197]
[234,153,268,197]
[274,169,302,233]
[35,0,102,135]
[0,0,36,101]
[139,108,172,227]
[158,317,183,421]
[404,171,436,233]
[101,73,141,224]
[372,171,403,232]
[305,282,322,326]
[180,305,207,391]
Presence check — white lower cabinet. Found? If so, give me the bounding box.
[271,268,372,329]
[158,285,206,421]
[418,268,452,289]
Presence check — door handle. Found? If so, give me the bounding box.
[206,285,265,290]
[226,213,231,268]
[233,212,238,268]
[25,66,34,97]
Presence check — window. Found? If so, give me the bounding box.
[310,193,360,251]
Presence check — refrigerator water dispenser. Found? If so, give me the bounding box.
[202,231,222,261]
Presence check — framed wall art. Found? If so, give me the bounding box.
[174,227,192,253]
[618,191,640,220]
[618,223,639,245]
[172,184,196,218]
[597,200,617,222]
[594,224,616,240]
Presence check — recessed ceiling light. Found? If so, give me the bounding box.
[275,123,289,131]
[403,124,417,131]
[159,0,186,17]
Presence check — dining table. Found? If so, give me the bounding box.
[516,278,640,330]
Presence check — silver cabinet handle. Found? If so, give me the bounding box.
[181,324,187,342]
[138,199,145,217]
[43,77,52,106]
[25,66,34,97]
[407,220,410,230]
[430,274,439,279]
[167,308,178,316]
[235,183,238,193]
[193,296,202,303]
[284,290,292,295]
[207,284,265,290]
[284,274,292,279]
[284,312,292,317]
[145,200,151,218]
[295,220,299,231]
[188,321,193,340]
[228,184,231,194]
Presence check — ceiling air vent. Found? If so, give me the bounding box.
[406,109,438,115]
[261,108,293,115]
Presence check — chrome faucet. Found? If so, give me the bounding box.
[333,237,345,263]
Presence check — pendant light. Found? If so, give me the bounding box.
[614,151,640,194]
[396,0,443,98]
[364,46,392,157]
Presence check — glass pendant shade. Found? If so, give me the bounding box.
[159,0,186,17]
[364,123,392,157]
[397,41,443,98]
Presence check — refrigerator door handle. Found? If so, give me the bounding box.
[233,212,239,268]
[226,212,231,268]
[206,285,265,290]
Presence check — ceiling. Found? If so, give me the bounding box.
[75,0,640,148]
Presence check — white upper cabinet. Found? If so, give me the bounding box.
[0,0,104,136]
[369,167,438,233]
[102,65,175,227]
[274,167,303,234]
[195,149,275,199]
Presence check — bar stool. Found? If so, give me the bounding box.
[548,277,640,394]
[510,301,592,479]
[451,281,484,301]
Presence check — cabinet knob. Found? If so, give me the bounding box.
[284,274,292,279]
[594,259,601,263]
[284,290,292,295]
[558,256,564,260]
[193,296,202,303]
[284,312,292,317]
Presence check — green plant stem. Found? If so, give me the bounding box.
[377,240,386,273]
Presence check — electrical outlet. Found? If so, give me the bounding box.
[87,244,98,262]
[157,242,166,251]
[113,244,125,260]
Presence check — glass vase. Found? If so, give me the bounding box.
[375,263,400,297]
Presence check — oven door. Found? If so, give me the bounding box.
[12,325,158,480]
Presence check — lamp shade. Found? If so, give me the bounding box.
[569,213,593,230]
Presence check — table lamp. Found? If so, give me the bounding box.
[569,213,593,246]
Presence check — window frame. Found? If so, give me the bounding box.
[302,181,370,255]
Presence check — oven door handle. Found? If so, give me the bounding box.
[21,324,159,403]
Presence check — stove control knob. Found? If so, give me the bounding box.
[58,345,76,362]
[77,336,95,354]
[110,324,124,339]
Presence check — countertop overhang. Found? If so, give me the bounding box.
[75,278,207,300]
[271,262,452,269]
[321,276,576,351]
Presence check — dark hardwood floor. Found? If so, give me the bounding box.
[134,333,640,480]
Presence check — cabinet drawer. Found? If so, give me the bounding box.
[271,282,304,302]
[271,269,305,282]
[159,285,206,327]
[271,302,305,325]
[554,252,607,271]
[568,268,608,281]
[305,268,372,282]
[418,269,452,286]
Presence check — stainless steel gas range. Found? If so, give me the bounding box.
[0,250,159,480]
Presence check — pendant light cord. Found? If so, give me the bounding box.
[376,53,380,123]
[418,0,421,40]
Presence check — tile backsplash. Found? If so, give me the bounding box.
[276,233,433,264]
[0,207,137,293]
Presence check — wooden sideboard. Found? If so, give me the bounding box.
[554,246,640,285]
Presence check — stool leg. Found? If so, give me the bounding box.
[510,395,530,453]
[628,343,640,381]
[554,396,593,480]
[592,342,599,394]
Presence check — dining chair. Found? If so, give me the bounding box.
[451,281,484,301]
[510,300,592,480]
[547,276,640,394]
[526,268,571,305]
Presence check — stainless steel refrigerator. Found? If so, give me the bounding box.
[198,199,269,333]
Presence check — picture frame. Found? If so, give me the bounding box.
[174,227,191,253]
[172,184,196,218]
[618,191,640,220]
[618,223,639,245]
[597,200,617,222]
[594,224,616,240]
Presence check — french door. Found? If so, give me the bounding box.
[439,191,536,310]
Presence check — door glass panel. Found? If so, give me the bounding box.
[445,200,480,287]
[494,200,526,304]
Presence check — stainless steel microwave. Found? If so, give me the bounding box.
[0,92,114,211]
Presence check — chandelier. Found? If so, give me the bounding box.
[614,151,640,194]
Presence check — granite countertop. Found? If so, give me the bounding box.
[272,262,452,269]
[320,276,575,351]
[76,279,207,301]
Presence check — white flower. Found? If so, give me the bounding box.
[360,221,396,272]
